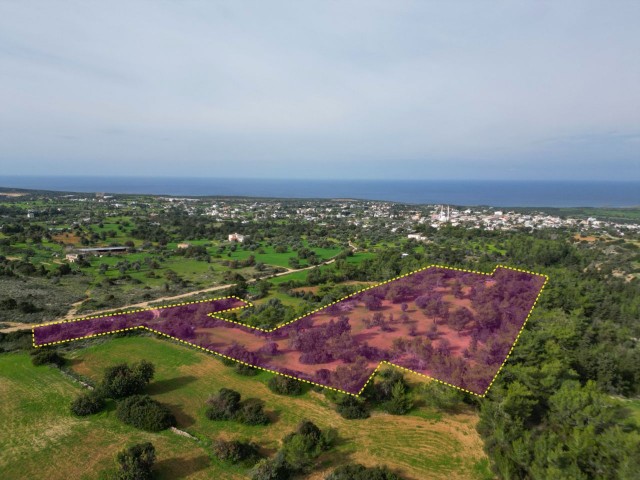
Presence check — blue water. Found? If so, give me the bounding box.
[0,176,639,207]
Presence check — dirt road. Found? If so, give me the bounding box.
[0,257,338,333]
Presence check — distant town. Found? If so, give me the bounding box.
[44,192,640,238]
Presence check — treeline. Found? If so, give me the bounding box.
[274,229,640,478]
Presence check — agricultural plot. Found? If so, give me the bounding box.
[0,336,490,480]
[34,265,546,396]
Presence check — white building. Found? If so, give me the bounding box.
[407,233,427,241]
[228,233,247,243]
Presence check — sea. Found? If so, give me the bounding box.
[1,176,639,208]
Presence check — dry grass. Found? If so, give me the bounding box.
[67,335,490,479]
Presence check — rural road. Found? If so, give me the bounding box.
[0,253,342,333]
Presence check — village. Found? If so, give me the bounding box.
[58,193,640,238]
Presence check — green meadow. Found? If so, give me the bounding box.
[0,335,491,480]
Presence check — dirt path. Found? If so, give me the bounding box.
[0,256,339,333]
[63,296,89,320]
[0,322,32,333]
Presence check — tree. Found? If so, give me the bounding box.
[280,420,335,473]
[133,360,155,384]
[238,398,270,425]
[116,395,176,432]
[268,376,303,396]
[259,342,280,355]
[114,442,156,480]
[235,363,259,376]
[30,349,65,367]
[449,307,473,335]
[363,294,382,311]
[384,381,412,415]
[206,388,241,420]
[335,395,370,419]
[98,361,155,399]
[70,392,105,416]
[206,388,269,425]
[213,439,260,464]
[250,453,292,480]
[372,312,385,326]
[419,381,465,412]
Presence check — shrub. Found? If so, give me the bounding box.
[325,463,401,480]
[70,392,105,416]
[116,394,176,431]
[366,369,408,403]
[220,357,237,367]
[250,453,292,480]
[115,442,156,480]
[98,360,155,399]
[205,388,241,420]
[206,388,269,425]
[30,349,65,367]
[133,360,155,384]
[213,439,260,464]
[235,363,260,376]
[296,420,321,443]
[419,381,466,412]
[335,395,370,419]
[268,376,303,396]
[383,382,412,415]
[238,398,270,425]
[281,420,336,472]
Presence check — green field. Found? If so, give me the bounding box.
[0,336,491,480]
[0,352,215,480]
[223,244,342,269]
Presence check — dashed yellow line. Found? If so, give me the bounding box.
[32,264,548,398]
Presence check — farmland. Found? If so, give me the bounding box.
[1,190,640,479]
[0,335,491,480]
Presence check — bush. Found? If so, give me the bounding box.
[70,392,105,416]
[206,388,270,425]
[205,388,241,420]
[30,349,65,367]
[238,398,270,425]
[364,369,411,414]
[235,363,260,376]
[268,376,303,396]
[220,356,239,367]
[383,382,412,415]
[335,395,370,419]
[419,381,466,412]
[281,420,336,472]
[116,395,176,431]
[325,463,401,480]
[376,370,407,398]
[213,439,260,464]
[98,360,155,399]
[115,442,156,480]
[250,453,292,480]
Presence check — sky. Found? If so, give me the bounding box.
[0,1,638,181]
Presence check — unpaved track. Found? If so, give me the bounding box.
[0,257,339,333]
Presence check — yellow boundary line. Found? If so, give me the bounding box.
[32,264,548,398]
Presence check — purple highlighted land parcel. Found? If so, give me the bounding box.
[33,266,546,396]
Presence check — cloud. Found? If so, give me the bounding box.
[0,1,638,180]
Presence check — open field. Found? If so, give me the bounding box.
[0,335,492,479]
[0,351,217,480]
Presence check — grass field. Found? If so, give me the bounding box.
[0,335,492,480]
[0,352,216,480]
[223,244,342,269]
